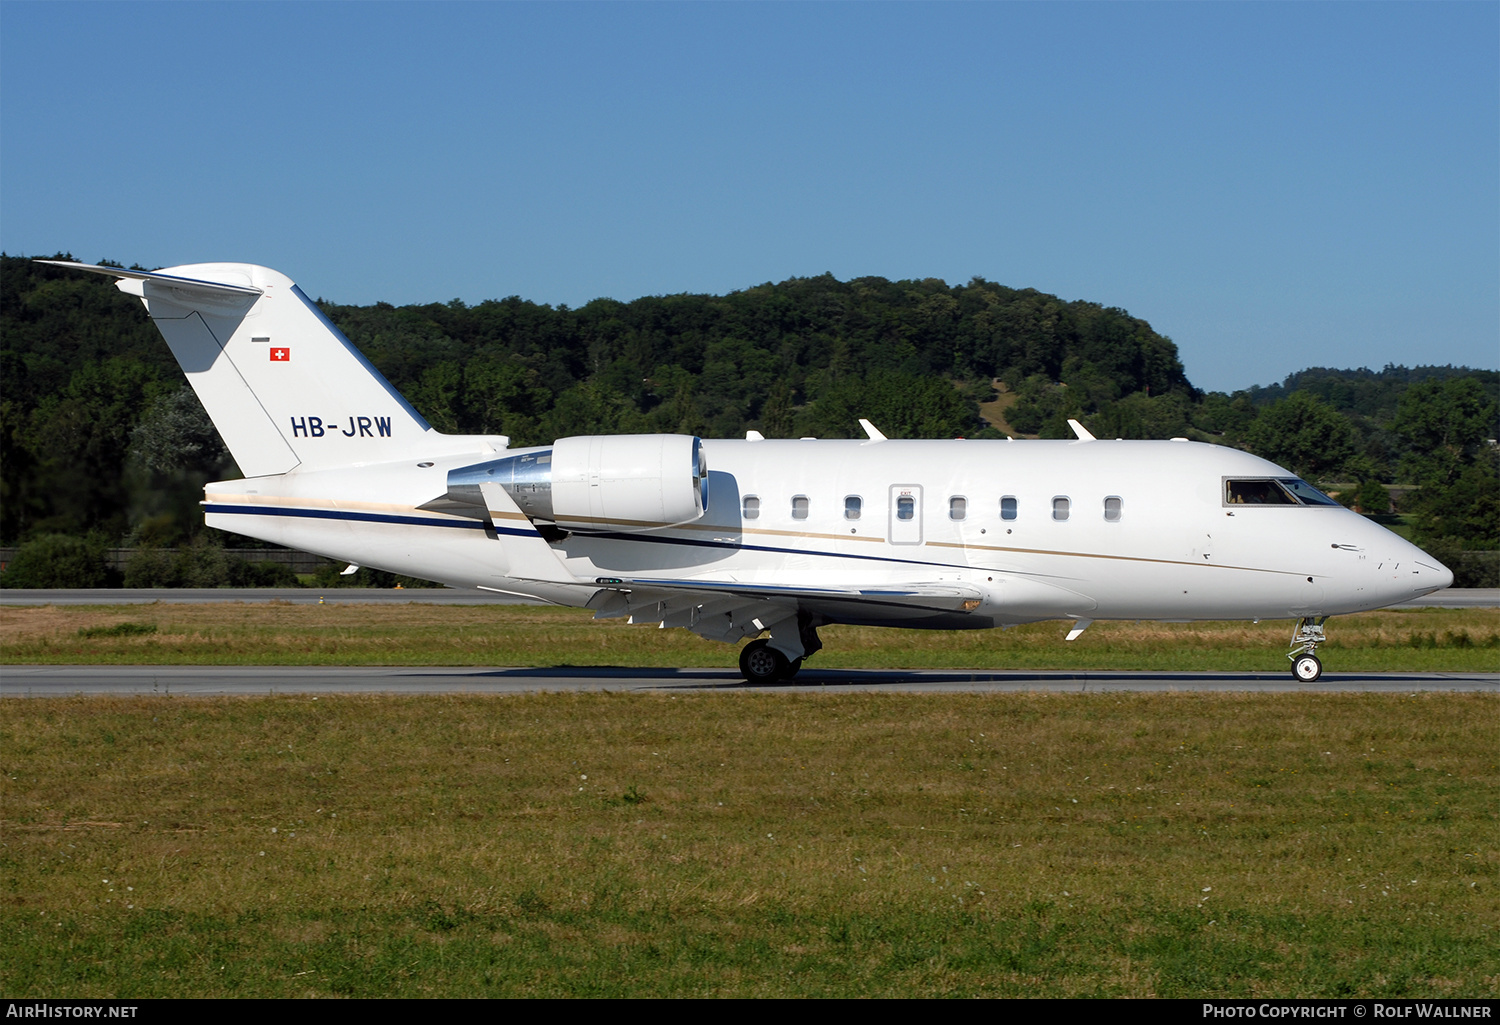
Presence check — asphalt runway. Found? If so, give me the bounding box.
[3,663,1495,696]
[5,589,1493,696]
[2,587,1496,608]
[0,587,532,605]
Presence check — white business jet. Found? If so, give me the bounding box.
[43,261,1453,683]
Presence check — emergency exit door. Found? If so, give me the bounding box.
[888,484,923,545]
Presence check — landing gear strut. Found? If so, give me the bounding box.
[1288,617,1327,682]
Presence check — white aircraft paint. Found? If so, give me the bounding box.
[42,261,1453,682]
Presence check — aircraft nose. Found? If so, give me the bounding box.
[1428,558,1455,591]
[1359,525,1455,606]
[1400,541,1453,597]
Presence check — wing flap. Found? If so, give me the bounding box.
[584,576,983,645]
[604,576,983,612]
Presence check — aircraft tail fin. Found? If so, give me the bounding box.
[40,261,436,477]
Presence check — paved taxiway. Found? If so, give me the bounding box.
[3,587,1496,608]
[3,664,1495,695]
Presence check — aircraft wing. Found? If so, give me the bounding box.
[586,577,983,643]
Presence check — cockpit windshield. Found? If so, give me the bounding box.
[1277,478,1339,506]
[1225,478,1339,507]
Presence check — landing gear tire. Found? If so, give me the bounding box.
[1293,653,1323,683]
[739,639,789,683]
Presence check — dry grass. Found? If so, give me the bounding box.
[1,691,1495,997]
[979,382,1024,437]
[1,602,1496,671]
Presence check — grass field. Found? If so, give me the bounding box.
[2,603,1495,997]
[2,602,1498,672]
[1,691,1495,997]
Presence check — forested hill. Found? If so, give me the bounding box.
[2,254,1494,582]
[315,268,1194,445]
[1241,365,1500,417]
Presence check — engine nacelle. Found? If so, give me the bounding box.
[551,434,708,531]
[444,434,708,533]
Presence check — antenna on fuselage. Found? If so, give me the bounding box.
[1067,419,1096,442]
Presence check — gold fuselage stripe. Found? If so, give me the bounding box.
[209,493,1304,578]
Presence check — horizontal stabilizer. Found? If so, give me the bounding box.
[37,261,264,299]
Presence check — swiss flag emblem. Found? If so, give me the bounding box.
[270,347,290,362]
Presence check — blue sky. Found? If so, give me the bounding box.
[2,1,1495,393]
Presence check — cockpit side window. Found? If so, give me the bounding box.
[1226,479,1296,505]
[1225,478,1336,506]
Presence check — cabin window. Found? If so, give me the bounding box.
[792,495,809,520]
[949,496,967,520]
[844,495,862,520]
[1104,496,1122,521]
[742,496,760,520]
[1000,496,1018,520]
[896,495,915,521]
[1052,496,1070,521]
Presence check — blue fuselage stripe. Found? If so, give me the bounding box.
[202,502,952,569]
[205,503,494,532]
[577,529,943,570]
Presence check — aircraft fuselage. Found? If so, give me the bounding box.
[201,436,1447,628]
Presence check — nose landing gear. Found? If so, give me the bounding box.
[1293,652,1323,682]
[1288,617,1328,682]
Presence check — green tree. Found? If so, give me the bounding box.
[1242,392,1356,481]
[1004,375,1081,436]
[799,371,978,439]
[128,386,229,475]
[27,356,165,538]
[1392,377,1498,488]
[1389,377,1500,554]
[0,533,111,587]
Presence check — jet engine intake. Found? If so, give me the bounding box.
[445,434,708,532]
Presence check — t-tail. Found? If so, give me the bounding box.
[38,261,448,476]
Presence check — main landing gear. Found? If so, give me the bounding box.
[1288,616,1328,682]
[737,614,823,683]
[738,639,803,683]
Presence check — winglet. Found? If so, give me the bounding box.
[859,418,887,442]
[1067,419,1096,442]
